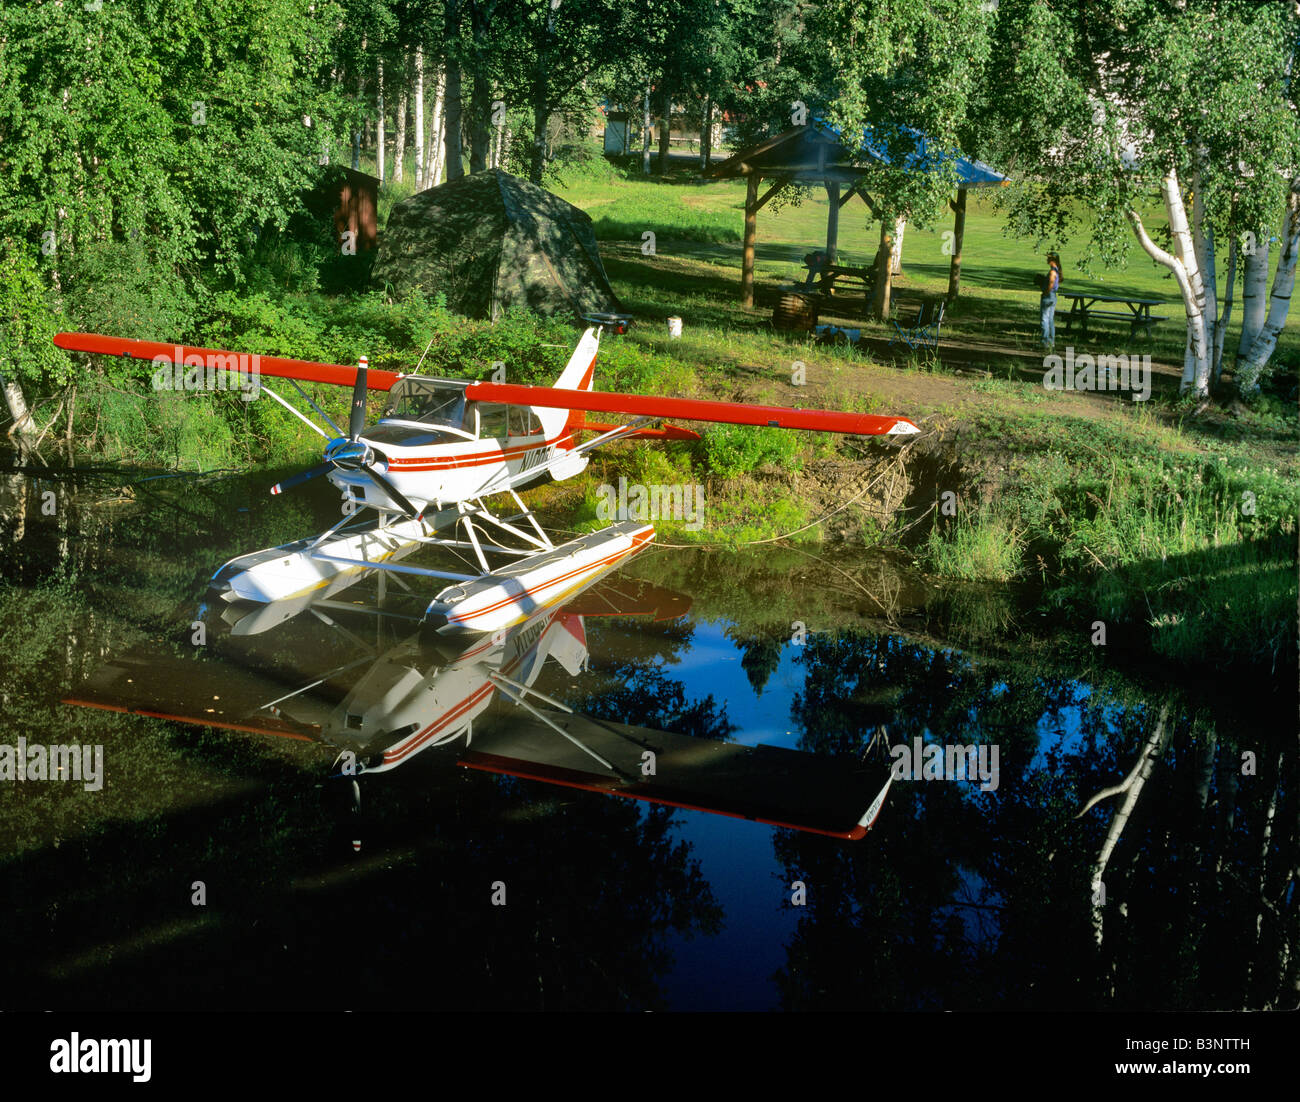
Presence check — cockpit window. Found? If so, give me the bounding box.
[475,403,509,440]
[382,378,467,429]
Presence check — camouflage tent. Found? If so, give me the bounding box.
[372,169,620,320]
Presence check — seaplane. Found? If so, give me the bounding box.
[53,315,920,638]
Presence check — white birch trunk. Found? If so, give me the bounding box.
[1214,237,1237,388]
[1191,173,1217,386]
[377,59,386,185]
[394,88,408,182]
[890,217,906,275]
[1237,237,1271,355]
[1167,169,1210,394]
[498,123,512,170]
[4,468,27,542]
[2,373,36,438]
[1236,183,1300,395]
[1086,703,1170,946]
[1127,168,1209,396]
[641,84,652,176]
[414,46,426,190]
[429,66,446,186]
[492,90,505,170]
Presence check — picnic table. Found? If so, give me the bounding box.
[1057,292,1169,339]
[800,255,876,298]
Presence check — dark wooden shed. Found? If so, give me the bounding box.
[306,166,380,253]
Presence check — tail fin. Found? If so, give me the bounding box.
[541,327,600,438]
[554,327,600,391]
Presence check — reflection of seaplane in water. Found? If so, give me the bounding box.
[65,574,894,843]
[54,316,919,635]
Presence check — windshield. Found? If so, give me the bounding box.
[381,378,467,429]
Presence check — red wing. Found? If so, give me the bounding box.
[465,381,920,436]
[53,333,401,391]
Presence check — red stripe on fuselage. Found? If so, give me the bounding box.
[382,431,574,472]
[381,611,560,765]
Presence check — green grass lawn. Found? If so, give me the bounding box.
[552,159,1298,374]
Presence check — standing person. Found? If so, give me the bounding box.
[1039,252,1062,350]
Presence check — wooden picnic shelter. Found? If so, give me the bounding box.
[704,121,1007,313]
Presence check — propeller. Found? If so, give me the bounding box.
[271,355,422,518]
[270,462,332,496]
[349,357,369,438]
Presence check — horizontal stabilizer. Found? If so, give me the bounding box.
[581,420,701,441]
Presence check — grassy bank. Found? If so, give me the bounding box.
[15,152,1296,677]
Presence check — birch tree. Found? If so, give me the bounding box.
[414,45,427,188]
[394,83,409,181]
[429,64,447,185]
[1235,180,1300,395]
[377,59,386,184]
[980,0,1299,399]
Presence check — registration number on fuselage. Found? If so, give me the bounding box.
[516,443,555,475]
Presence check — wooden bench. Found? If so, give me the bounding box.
[1062,310,1169,338]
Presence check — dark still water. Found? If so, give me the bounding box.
[0,458,1295,1011]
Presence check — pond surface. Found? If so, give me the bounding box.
[0,457,1294,1011]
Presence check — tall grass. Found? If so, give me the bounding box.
[923,508,1025,582]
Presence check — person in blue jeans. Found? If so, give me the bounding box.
[1040,252,1061,349]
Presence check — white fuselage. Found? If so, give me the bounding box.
[327,417,583,514]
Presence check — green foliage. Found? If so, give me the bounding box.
[980,0,1300,268]
[589,201,741,245]
[699,423,803,478]
[597,339,698,395]
[543,139,620,191]
[823,0,996,226]
[0,1,347,279]
[198,291,334,362]
[0,244,72,388]
[64,239,196,341]
[90,379,242,470]
[237,237,327,298]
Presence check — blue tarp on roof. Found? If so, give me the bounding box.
[811,116,1007,187]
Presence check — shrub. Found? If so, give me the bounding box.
[699,423,803,478]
